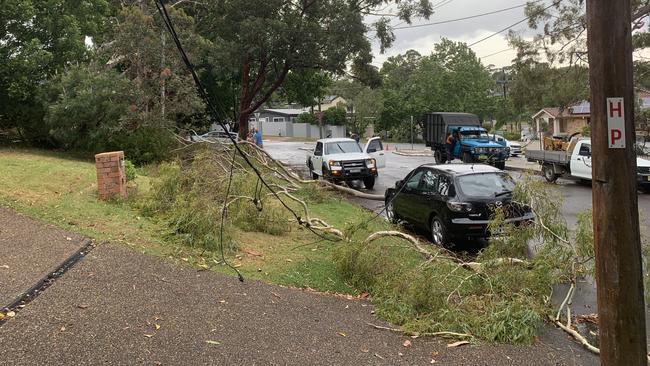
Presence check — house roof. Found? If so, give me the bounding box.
[533,101,590,119]
[261,108,310,116]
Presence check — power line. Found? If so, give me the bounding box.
[394,1,542,31]
[154,0,342,280]
[468,0,561,47]
[480,48,514,59]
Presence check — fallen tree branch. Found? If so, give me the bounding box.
[462,258,528,273]
[317,180,384,201]
[363,231,433,259]
[548,315,600,354]
[366,322,472,339]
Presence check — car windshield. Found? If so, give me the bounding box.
[460,130,490,139]
[456,173,516,198]
[325,141,362,155]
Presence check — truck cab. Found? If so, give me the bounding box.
[306,137,385,190]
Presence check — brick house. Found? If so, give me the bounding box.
[532,101,591,138]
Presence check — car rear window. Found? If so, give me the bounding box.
[456,173,515,198]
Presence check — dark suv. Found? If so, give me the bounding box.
[385,164,534,246]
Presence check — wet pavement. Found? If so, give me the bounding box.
[0,208,87,308]
[0,208,598,365]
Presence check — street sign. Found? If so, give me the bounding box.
[607,97,625,148]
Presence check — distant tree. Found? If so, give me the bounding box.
[42,65,137,151]
[192,0,434,139]
[0,0,112,142]
[378,40,493,133]
[322,106,347,126]
[282,70,332,110]
[296,112,317,125]
[102,5,209,131]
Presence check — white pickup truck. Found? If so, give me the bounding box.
[306,137,386,190]
[526,138,650,190]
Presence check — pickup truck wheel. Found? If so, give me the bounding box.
[434,150,445,164]
[542,165,558,183]
[462,152,473,163]
[363,176,376,190]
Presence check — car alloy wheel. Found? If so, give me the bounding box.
[430,218,446,246]
[385,199,397,223]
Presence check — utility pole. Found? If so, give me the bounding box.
[410,115,414,150]
[587,1,647,365]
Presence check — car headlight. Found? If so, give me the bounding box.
[447,201,473,212]
[366,158,376,168]
[328,160,342,170]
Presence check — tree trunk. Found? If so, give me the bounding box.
[238,112,250,140]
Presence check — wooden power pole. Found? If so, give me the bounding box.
[587,1,647,364]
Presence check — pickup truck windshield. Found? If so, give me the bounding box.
[460,130,490,139]
[457,173,515,198]
[325,141,362,155]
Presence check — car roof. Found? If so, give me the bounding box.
[420,163,502,176]
[317,138,357,143]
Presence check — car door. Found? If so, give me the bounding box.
[364,137,386,168]
[409,169,441,227]
[394,169,425,222]
[312,142,324,175]
[572,142,592,179]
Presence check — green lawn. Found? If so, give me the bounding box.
[0,148,387,294]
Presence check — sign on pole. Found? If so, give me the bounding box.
[607,97,625,148]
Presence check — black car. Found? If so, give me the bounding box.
[384,164,534,246]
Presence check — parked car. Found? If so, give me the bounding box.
[384,164,534,246]
[306,137,386,189]
[491,134,522,156]
[190,130,239,143]
[526,137,650,191]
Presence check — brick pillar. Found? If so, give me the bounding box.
[95,151,127,200]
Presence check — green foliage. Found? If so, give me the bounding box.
[322,106,347,126]
[283,70,332,108]
[124,160,137,181]
[139,147,294,251]
[332,175,607,344]
[193,0,433,138]
[43,64,137,150]
[296,112,317,124]
[378,40,494,134]
[0,0,113,140]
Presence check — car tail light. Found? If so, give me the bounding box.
[447,201,473,212]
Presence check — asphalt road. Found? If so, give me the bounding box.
[264,140,650,232]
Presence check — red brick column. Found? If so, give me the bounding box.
[95,151,127,200]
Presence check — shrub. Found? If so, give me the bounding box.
[124,160,137,181]
[296,112,317,124]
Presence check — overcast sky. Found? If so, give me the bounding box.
[369,0,545,69]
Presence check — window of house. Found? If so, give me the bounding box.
[272,117,285,122]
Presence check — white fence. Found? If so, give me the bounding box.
[249,121,346,139]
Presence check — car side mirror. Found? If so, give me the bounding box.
[448,185,456,197]
[396,179,403,187]
[368,148,377,153]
